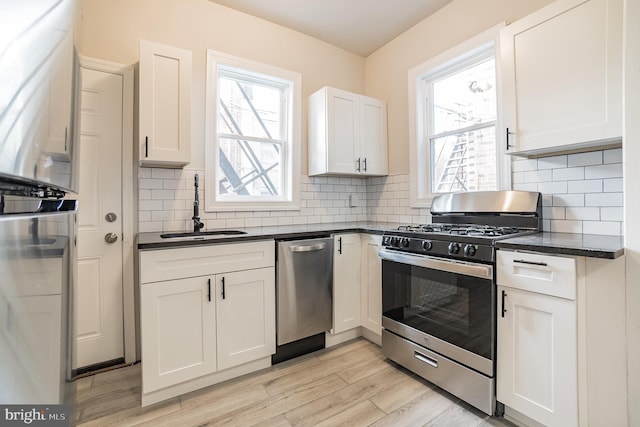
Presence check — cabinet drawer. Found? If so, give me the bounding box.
[140,240,275,283]
[496,250,576,300]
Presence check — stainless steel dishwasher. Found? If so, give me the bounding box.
[274,236,333,363]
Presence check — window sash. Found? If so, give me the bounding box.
[205,49,301,212]
[408,23,508,208]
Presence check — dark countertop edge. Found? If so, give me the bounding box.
[496,233,625,259]
[138,226,624,260]
[137,224,387,250]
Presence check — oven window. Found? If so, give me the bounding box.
[382,259,492,359]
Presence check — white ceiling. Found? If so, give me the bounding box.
[208,0,454,57]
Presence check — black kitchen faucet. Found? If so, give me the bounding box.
[192,174,205,232]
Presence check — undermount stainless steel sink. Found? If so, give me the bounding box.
[160,230,248,239]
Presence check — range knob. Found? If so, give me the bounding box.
[463,244,476,257]
[401,238,410,248]
[390,237,400,247]
[422,240,433,251]
[448,242,461,255]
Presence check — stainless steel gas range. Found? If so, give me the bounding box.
[379,190,542,416]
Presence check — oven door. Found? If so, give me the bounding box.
[379,248,494,376]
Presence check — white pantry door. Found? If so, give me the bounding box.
[75,67,124,369]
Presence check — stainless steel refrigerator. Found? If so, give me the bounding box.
[0,0,79,413]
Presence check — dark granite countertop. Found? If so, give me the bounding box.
[496,232,625,259]
[138,224,625,259]
[137,222,397,250]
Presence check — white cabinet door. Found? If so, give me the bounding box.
[326,88,359,174]
[501,0,622,156]
[497,285,577,427]
[141,276,216,393]
[360,234,382,335]
[333,234,361,333]
[139,39,191,167]
[216,268,275,371]
[360,96,388,176]
[308,87,387,176]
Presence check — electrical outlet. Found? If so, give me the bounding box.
[349,194,358,207]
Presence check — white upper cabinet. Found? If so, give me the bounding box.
[308,87,388,177]
[500,0,622,157]
[139,40,191,167]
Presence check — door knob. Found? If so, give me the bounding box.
[105,233,118,244]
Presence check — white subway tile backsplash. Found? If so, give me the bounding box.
[139,178,163,190]
[552,194,584,207]
[139,168,372,232]
[512,158,539,172]
[152,210,174,221]
[139,200,164,211]
[151,168,176,179]
[583,221,621,236]
[537,155,567,170]
[604,178,623,192]
[585,163,623,179]
[538,181,568,194]
[585,192,623,207]
[543,207,566,219]
[524,170,552,183]
[567,151,602,167]
[508,148,623,236]
[549,219,582,234]
[603,148,622,164]
[138,149,623,237]
[567,179,602,194]
[138,168,152,178]
[552,167,584,181]
[601,207,624,221]
[513,183,538,192]
[565,207,600,221]
[151,189,174,200]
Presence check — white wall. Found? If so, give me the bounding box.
[77,0,366,174]
[364,0,554,175]
[623,0,639,424]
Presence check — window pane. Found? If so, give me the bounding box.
[430,126,496,194]
[217,137,283,197]
[217,76,284,140]
[432,58,496,134]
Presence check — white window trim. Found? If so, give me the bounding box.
[205,50,301,212]
[408,23,510,208]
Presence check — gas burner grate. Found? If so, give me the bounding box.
[397,224,524,237]
[397,224,454,233]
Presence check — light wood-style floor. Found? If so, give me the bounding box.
[75,339,516,427]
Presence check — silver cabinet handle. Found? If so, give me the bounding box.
[414,351,438,368]
[104,233,118,244]
[290,243,326,253]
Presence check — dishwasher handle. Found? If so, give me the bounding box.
[289,243,327,253]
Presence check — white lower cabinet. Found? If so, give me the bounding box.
[360,234,382,336]
[328,233,382,346]
[216,268,275,371]
[333,233,361,334]
[497,285,577,427]
[139,241,275,405]
[141,276,216,393]
[497,249,628,427]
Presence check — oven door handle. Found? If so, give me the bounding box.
[378,248,493,280]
